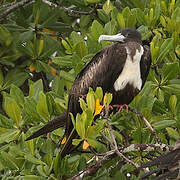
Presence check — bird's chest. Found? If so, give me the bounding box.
[113,45,144,92]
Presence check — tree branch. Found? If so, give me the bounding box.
[1,1,17,8]
[42,0,99,17]
[0,0,33,19]
[70,142,171,179]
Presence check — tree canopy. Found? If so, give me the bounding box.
[0,0,180,179]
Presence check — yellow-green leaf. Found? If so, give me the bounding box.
[86,92,95,113]
[6,99,21,127]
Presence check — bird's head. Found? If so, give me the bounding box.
[98,28,142,43]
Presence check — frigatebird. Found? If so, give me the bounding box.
[26,28,151,157]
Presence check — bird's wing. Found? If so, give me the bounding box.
[66,43,128,135]
[71,42,127,96]
[140,45,151,88]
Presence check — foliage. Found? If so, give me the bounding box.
[0,0,180,179]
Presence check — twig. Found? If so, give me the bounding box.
[89,146,115,157]
[42,0,98,17]
[100,131,114,148]
[128,106,162,144]
[0,0,33,19]
[69,152,117,180]
[1,1,17,8]
[104,106,140,168]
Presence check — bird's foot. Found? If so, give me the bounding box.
[110,104,129,113]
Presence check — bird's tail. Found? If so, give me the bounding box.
[60,128,79,158]
[26,110,78,158]
[26,111,67,141]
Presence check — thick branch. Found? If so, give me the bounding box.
[69,153,117,180]
[0,0,33,19]
[70,143,171,179]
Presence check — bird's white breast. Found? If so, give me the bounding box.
[114,45,144,91]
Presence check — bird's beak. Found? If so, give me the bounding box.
[98,33,126,43]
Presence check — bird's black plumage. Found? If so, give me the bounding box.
[26,28,151,157]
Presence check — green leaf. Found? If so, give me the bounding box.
[133,128,142,143]
[162,84,180,94]
[103,93,112,107]
[29,79,43,101]
[95,87,103,102]
[25,140,34,156]
[40,35,60,58]
[0,114,13,128]
[60,70,75,83]
[37,165,47,177]
[23,175,42,180]
[25,154,45,165]
[76,114,85,138]
[70,31,84,45]
[86,138,98,148]
[62,39,72,54]
[38,39,44,56]
[86,0,102,4]
[72,139,82,146]
[91,20,104,41]
[10,84,24,107]
[0,129,20,143]
[169,95,177,113]
[156,38,173,63]
[6,99,21,127]
[0,151,19,170]
[117,13,125,29]
[0,68,4,89]
[153,0,161,25]
[78,156,87,171]
[52,77,64,96]
[166,127,179,140]
[46,93,55,116]
[79,98,87,111]
[162,63,179,80]
[97,9,110,23]
[3,69,29,90]
[75,41,88,58]
[86,125,98,138]
[103,0,114,14]
[172,7,180,22]
[52,56,73,67]
[44,22,72,32]
[80,15,92,28]
[24,97,42,123]
[70,113,75,128]
[84,108,94,129]
[104,20,117,35]
[41,10,60,27]
[86,91,95,114]
[18,30,34,43]
[153,120,176,130]
[53,153,61,176]
[37,61,52,74]
[36,91,49,121]
[135,8,147,26]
